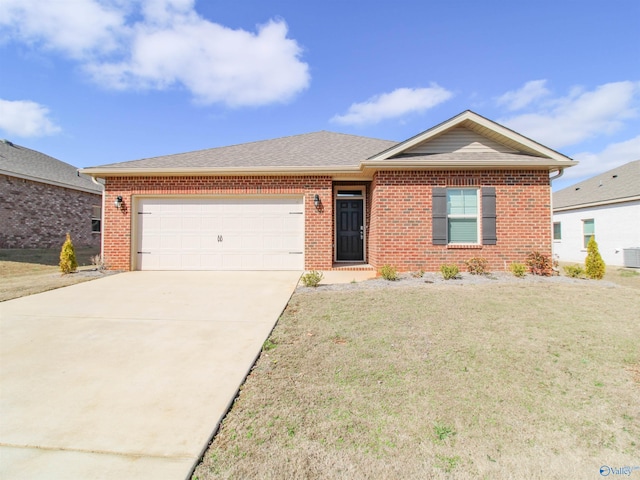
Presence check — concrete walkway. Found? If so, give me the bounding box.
[0,271,300,480]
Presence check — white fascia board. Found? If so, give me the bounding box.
[79,165,364,178]
[361,159,575,171]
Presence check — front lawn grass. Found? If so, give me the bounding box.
[0,248,101,301]
[193,280,639,479]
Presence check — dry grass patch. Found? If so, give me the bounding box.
[0,248,109,301]
[193,281,639,480]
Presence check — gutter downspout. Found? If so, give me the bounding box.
[549,168,564,181]
[548,168,564,267]
[90,176,105,262]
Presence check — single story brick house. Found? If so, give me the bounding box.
[0,139,102,249]
[81,110,576,272]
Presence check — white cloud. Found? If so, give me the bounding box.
[0,0,310,107]
[567,135,640,179]
[0,99,62,137]
[499,81,640,149]
[331,85,453,126]
[496,79,550,111]
[0,0,125,58]
[86,18,309,107]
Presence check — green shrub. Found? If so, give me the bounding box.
[563,264,585,278]
[59,233,78,274]
[509,262,527,278]
[262,338,277,351]
[526,251,553,276]
[585,236,606,279]
[379,264,398,281]
[440,264,459,280]
[301,270,324,287]
[465,257,489,275]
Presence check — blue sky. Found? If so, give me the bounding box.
[1,0,639,191]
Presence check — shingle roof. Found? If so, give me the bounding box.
[553,160,640,210]
[0,139,101,193]
[95,131,398,170]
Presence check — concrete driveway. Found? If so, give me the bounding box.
[0,271,300,480]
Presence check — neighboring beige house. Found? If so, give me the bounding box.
[0,139,102,249]
[553,160,640,267]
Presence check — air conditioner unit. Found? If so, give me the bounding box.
[623,248,640,268]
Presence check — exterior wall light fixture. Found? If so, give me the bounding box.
[314,194,321,210]
[114,195,124,210]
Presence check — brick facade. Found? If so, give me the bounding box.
[103,175,333,271]
[0,174,102,249]
[368,170,552,272]
[101,170,551,273]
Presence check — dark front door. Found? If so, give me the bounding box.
[336,199,364,261]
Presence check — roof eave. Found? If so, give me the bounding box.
[554,195,640,211]
[361,159,578,171]
[80,157,578,179]
[1,169,102,194]
[79,165,364,178]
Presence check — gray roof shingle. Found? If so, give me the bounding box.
[553,160,640,209]
[0,140,101,193]
[94,131,398,170]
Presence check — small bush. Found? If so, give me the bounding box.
[465,257,489,275]
[510,262,527,278]
[440,264,459,280]
[301,270,323,287]
[585,236,606,280]
[411,269,425,278]
[563,264,585,278]
[379,264,398,281]
[526,251,553,276]
[59,233,78,274]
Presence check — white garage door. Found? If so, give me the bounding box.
[136,197,304,270]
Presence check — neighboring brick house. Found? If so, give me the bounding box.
[553,160,640,267]
[80,110,576,272]
[0,139,102,249]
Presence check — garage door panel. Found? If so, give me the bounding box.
[160,216,182,231]
[201,217,223,231]
[137,197,304,271]
[200,254,223,269]
[200,235,218,249]
[181,235,202,250]
[160,235,181,250]
[158,254,181,269]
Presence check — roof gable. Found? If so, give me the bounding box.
[553,160,640,210]
[0,140,101,193]
[367,110,576,167]
[404,126,519,155]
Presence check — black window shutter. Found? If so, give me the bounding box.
[482,187,497,245]
[432,188,447,245]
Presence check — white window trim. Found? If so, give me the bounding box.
[582,218,595,249]
[447,188,481,245]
